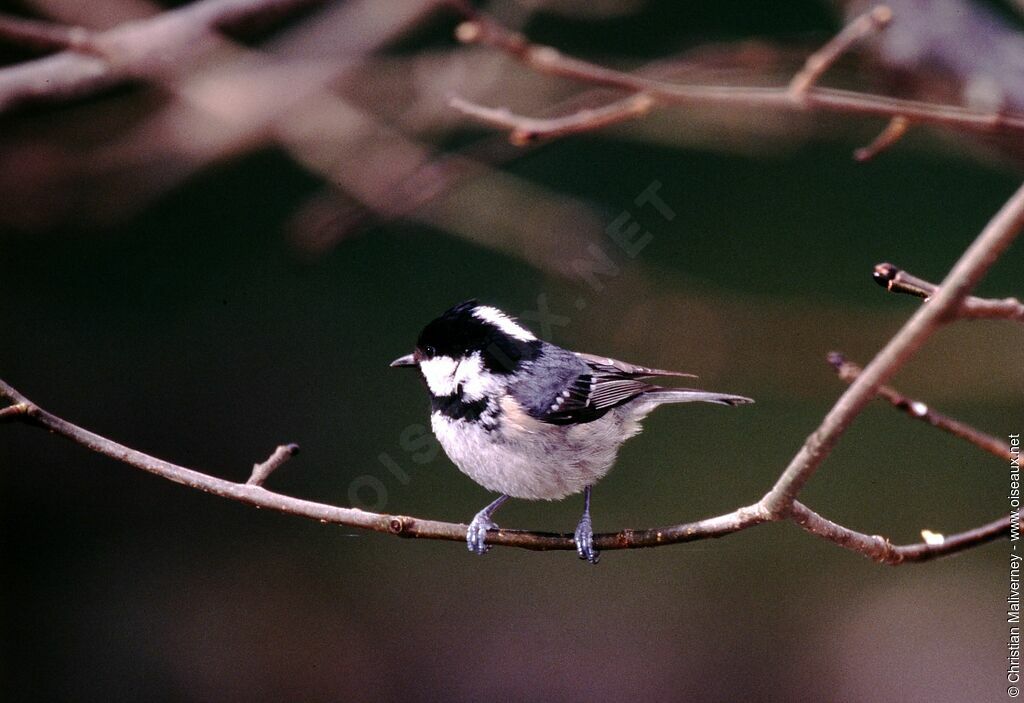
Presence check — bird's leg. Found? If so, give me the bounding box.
[574,485,599,564]
[466,494,509,555]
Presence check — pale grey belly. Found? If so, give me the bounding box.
[430,410,641,500]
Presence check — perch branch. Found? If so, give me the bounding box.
[0,375,1016,561]
[450,6,1024,147]
[828,352,1014,461]
[0,376,769,550]
[873,262,1024,321]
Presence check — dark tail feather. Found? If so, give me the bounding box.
[646,389,754,407]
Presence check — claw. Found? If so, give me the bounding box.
[466,494,509,556]
[574,485,599,564]
[574,513,599,564]
[466,513,498,555]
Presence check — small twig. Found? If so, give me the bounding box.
[451,7,1024,147]
[0,13,93,53]
[827,352,1014,461]
[0,402,31,421]
[872,262,934,298]
[874,262,1024,321]
[247,443,300,486]
[854,115,910,161]
[788,5,893,99]
[790,501,1014,564]
[448,93,654,145]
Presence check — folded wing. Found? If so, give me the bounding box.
[532,353,703,425]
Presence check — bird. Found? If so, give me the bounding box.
[390,300,753,563]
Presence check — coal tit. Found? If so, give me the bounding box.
[391,300,753,563]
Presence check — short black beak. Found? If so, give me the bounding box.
[390,353,417,368]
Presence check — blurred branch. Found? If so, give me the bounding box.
[873,262,1024,322]
[786,5,892,99]
[449,6,1024,149]
[0,0,330,113]
[827,352,1014,462]
[448,93,654,146]
[0,12,93,53]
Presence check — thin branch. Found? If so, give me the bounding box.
[761,180,1024,515]
[873,262,1024,321]
[0,12,93,53]
[448,93,654,145]
[787,5,892,99]
[790,501,1013,564]
[854,115,910,161]
[451,7,1024,145]
[827,351,1014,461]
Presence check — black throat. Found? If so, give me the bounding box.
[430,392,489,422]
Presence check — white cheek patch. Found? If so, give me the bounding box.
[472,305,536,342]
[456,353,503,401]
[419,356,459,396]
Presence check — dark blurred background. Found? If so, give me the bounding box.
[1,1,1023,701]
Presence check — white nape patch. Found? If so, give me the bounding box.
[419,355,459,396]
[472,305,536,342]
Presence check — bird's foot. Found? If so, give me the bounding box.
[466,510,499,555]
[574,513,599,564]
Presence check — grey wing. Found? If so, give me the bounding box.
[534,372,658,425]
[519,349,665,425]
[526,351,747,424]
[578,354,753,408]
[572,351,697,380]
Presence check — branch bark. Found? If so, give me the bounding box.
[0,376,770,550]
[450,6,1024,147]
[0,371,1015,561]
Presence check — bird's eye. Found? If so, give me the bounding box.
[424,345,436,357]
